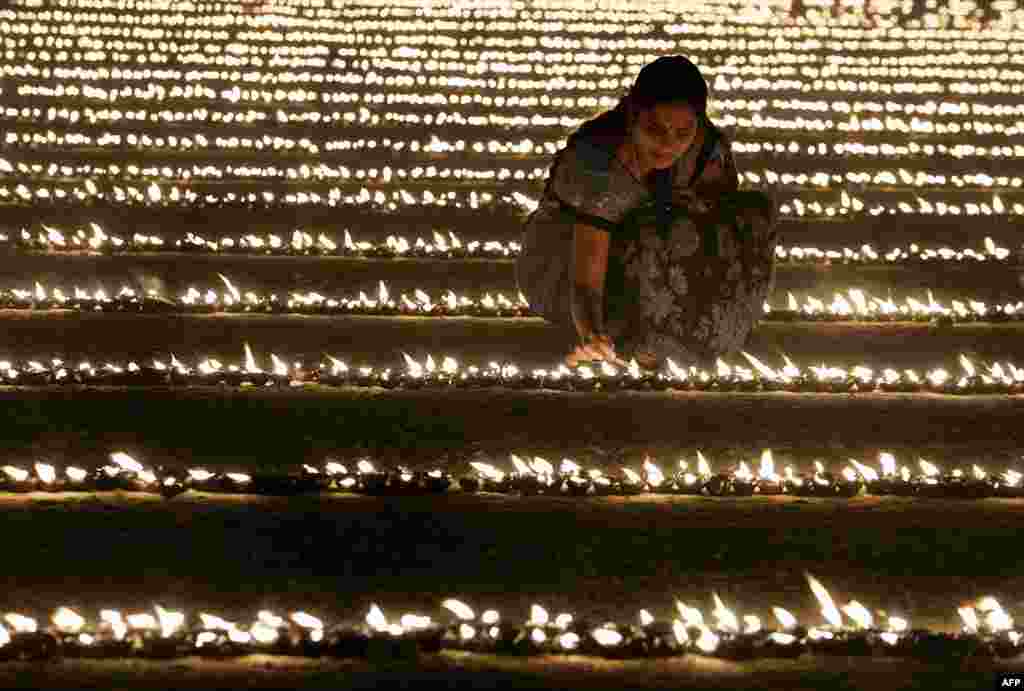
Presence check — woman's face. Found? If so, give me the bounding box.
[630,101,700,170]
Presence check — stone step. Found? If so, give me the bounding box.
[1,251,1021,301]
[0,312,1022,369]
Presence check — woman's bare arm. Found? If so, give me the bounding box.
[571,222,611,344]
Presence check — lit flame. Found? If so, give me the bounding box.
[695,626,720,654]
[110,451,144,474]
[4,613,37,633]
[958,606,979,634]
[696,451,712,477]
[527,604,549,627]
[291,611,324,630]
[243,342,261,373]
[675,601,704,628]
[805,573,843,628]
[841,601,873,630]
[154,604,185,638]
[34,462,57,484]
[442,599,475,621]
[672,619,689,644]
[642,457,665,488]
[849,459,879,481]
[52,607,85,633]
[772,607,797,630]
[592,626,623,646]
[711,593,739,633]
[759,449,781,482]
[101,610,128,640]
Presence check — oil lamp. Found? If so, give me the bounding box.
[129,606,190,659]
[755,451,784,495]
[0,614,58,661]
[355,459,389,494]
[559,459,591,496]
[731,462,756,497]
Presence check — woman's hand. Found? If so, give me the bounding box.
[565,334,619,367]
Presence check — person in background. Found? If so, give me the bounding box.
[517,55,777,369]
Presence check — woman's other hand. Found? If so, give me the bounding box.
[565,334,618,366]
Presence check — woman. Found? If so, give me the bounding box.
[516,55,777,369]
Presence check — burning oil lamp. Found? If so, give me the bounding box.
[851,455,888,495]
[364,606,437,659]
[286,611,326,657]
[634,609,684,658]
[909,603,999,660]
[193,613,253,658]
[782,466,805,495]
[245,611,290,655]
[617,467,646,496]
[692,452,731,497]
[869,453,912,496]
[835,466,864,498]
[420,469,451,494]
[673,601,711,654]
[587,469,618,496]
[0,613,58,661]
[108,452,160,493]
[464,462,511,493]
[318,357,351,387]
[706,594,757,660]
[942,465,996,499]
[158,471,188,499]
[441,599,489,652]
[128,605,190,659]
[672,459,705,496]
[559,459,591,496]
[186,468,219,492]
[758,607,806,658]
[1,465,35,492]
[61,608,131,659]
[803,574,874,656]
[595,360,623,392]
[585,622,643,659]
[755,450,784,495]
[392,467,420,495]
[64,466,90,491]
[995,469,1024,498]
[355,459,389,494]
[973,597,1023,658]
[325,462,359,493]
[642,457,669,493]
[220,472,254,494]
[515,605,574,656]
[731,461,755,497]
[804,461,836,497]
[914,459,946,498]
[509,455,556,496]
[33,462,61,491]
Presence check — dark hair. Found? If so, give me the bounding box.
[538,56,712,230]
[567,55,709,152]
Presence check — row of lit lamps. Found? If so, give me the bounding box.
[4,182,1022,219]
[6,128,1024,165]
[5,226,1015,266]
[4,278,1024,325]
[0,581,1017,661]
[0,345,1022,396]
[6,159,1021,194]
